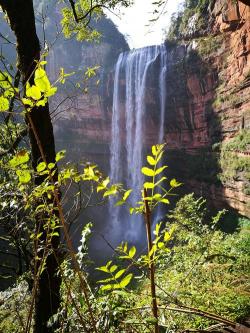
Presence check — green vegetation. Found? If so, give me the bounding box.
[167,0,210,40]
[1,190,249,332]
[214,130,250,184]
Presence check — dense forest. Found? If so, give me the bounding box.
[0,1,249,333]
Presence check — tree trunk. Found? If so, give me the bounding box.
[0,1,61,332]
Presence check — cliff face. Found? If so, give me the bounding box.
[161,0,250,217]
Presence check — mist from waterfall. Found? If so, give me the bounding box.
[109,44,168,240]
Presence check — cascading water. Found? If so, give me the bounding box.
[109,44,168,240]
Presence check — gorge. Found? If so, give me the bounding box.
[55,0,250,243]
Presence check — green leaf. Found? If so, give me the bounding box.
[34,67,51,92]
[147,155,156,166]
[48,163,55,170]
[26,85,42,100]
[129,246,136,258]
[96,266,109,273]
[155,166,167,176]
[103,186,117,197]
[129,207,134,214]
[9,150,29,167]
[22,98,34,106]
[144,182,155,189]
[100,284,113,291]
[45,86,57,97]
[154,222,161,236]
[0,95,9,111]
[160,198,170,204]
[119,273,133,288]
[36,98,47,107]
[123,189,132,201]
[152,145,157,156]
[158,242,165,249]
[56,150,66,162]
[16,169,31,184]
[37,162,47,172]
[97,277,115,283]
[115,200,125,207]
[115,269,126,279]
[154,176,167,187]
[141,167,155,177]
[170,178,182,188]
[110,265,118,273]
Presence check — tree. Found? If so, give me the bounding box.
[0,1,60,332]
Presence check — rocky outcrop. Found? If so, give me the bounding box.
[162,0,250,217]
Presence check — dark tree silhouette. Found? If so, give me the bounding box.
[0,1,60,332]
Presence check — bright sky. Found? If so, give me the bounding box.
[106,0,184,49]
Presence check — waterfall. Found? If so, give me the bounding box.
[109,44,168,240]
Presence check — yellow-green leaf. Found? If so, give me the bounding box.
[9,150,29,167]
[155,166,167,176]
[147,155,156,166]
[141,167,154,177]
[123,189,132,201]
[110,265,118,273]
[129,246,136,258]
[170,178,182,188]
[56,150,66,162]
[115,269,126,279]
[22,98,34,106]
[152,145,157,156]
[16,169,31,184]
[0,95,9,111]
[119,273,133,288]
[160,198,170,204]
[37,162,47,172]
[45,86,57,97]
[34,67,51,92]
[26,85,41,100]
[144,182,155,189]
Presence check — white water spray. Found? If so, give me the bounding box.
[109,44,168,239]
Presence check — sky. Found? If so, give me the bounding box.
[105,0,184,49]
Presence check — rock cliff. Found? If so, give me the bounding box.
[162,0,250,217]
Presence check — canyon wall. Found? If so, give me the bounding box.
[162,0,250,217]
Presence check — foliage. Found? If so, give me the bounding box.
[216,131,250,185]
[61,0,133,41]
[167,0,210,40]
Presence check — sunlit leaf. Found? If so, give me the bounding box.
[170,178,182,188]
[9,150,29,167]
[56,150,66,162]
[141,167,154,177]
[110,265,118,273]
[123,189,132,201]
[16,169,31,184]
[160,198,170,204]
[0,95,9,111]
[152,145,157,156]
[147,155,156,166]
[26,85,41,100]
[119,273,133,288]
[115,269,126,279]
[144,182,155,189]
[34,67,51,92]
[37,162,47,172]
[129,246,136,258]
[155,166,167,176]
